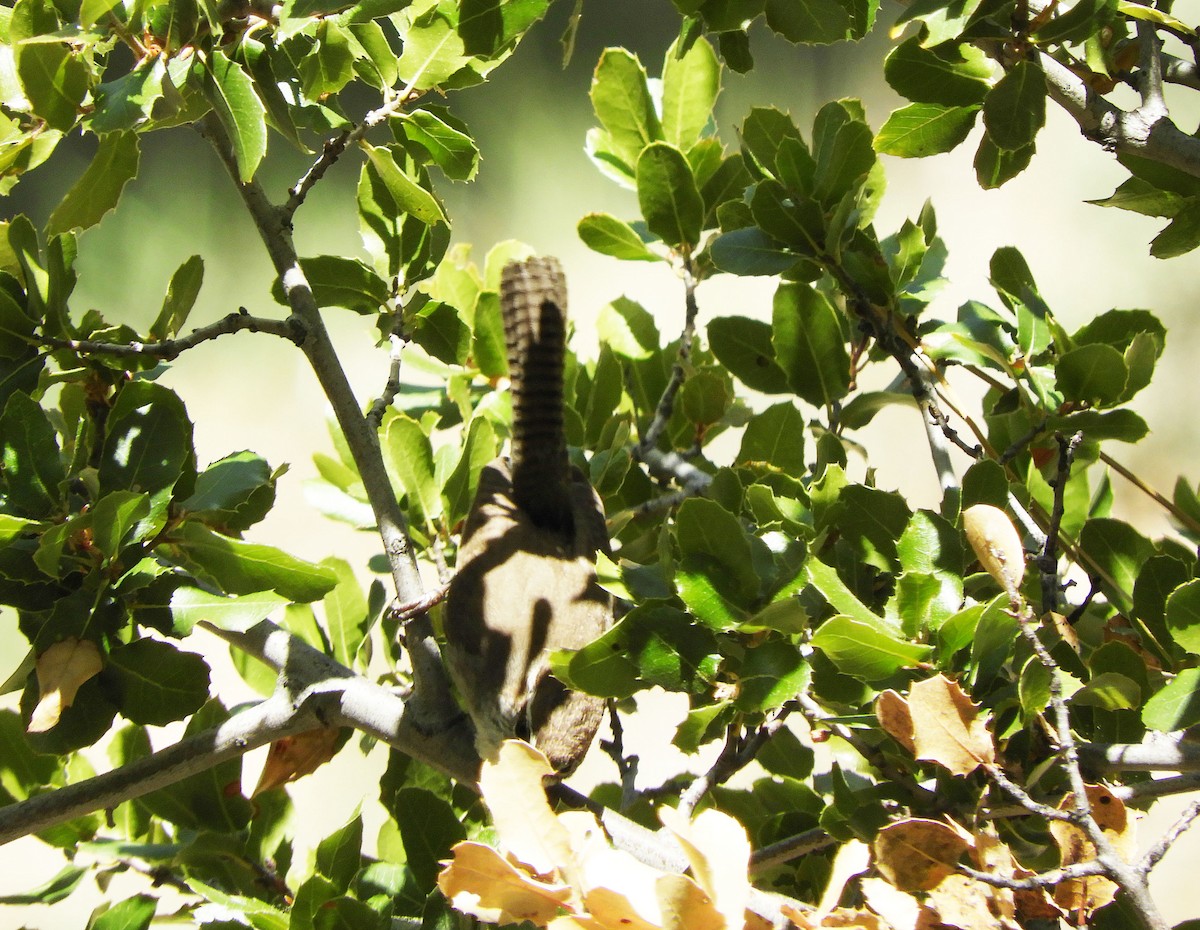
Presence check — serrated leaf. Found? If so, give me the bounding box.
[359,142,446,226]
[396,9,467,89]
[811,615,932,680]
[395,107,478,180]
[982,59,1046,152]
[46,130,139,235]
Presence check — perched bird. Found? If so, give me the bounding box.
[442,257,611,773]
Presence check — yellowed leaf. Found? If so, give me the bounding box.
[907,675,994,776]
[29,637,102,733]
[659,806,751,930]
[875,690,915,754]
[480,740,580,889]
[962,504,1025,601]
[1048,784,1134,915]
[559,810,664,930]
[437,841,574,926]
[873,819,970,892]
[252,727,341,796]
[927,873,994,930]
[816,839,870,920]
[656,873,723,930]
[860,876,922,930]
[821,908,887,928]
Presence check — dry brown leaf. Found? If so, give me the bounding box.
[859,876,922,930]
[816,839,870,920]
[908,675,994,776]
[655,873,723,930]
[659,806,751,930]
[821,908,887,928]
[252,727,341,795]
[873,819,970,892]
[29,637,103,733]
[962,505,1025,601]
[968,828,1017,926]
[926,873,994,930]
[480,740,580,889]
[437,840,574,926]
[875,691,915,754]
[1048,784,1134,915]
[561,811,664,930]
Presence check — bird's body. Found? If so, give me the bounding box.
[443,258,611,773]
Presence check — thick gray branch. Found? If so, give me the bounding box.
[1081,738,1200,773]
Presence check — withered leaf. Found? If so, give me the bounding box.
[875,690,915,754]
[873,819,970,892]
[252,727,341,795]
[29,637,103,733]
[908,675,994,775]
[437,840,574,926]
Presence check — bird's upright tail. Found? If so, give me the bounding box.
[500,257,574,535]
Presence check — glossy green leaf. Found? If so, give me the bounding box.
[710,226,802,275]
[875,103,979,157]
[661,35,719,149]
[590,48,662,171]
[811,101,876,205]
[320,557,371,668]
[396,9,467,89]
[810,615,932,680]
[884,38,990,106]
[597,297,659,360]
[360,142,446,226]
[805,557,881,627]
[637,142,704,250]
[676,497,760,604]
[1142,667,1200,731]
[166,521,338,602]
[458,0,551,56]
[169,587,289,636]
[315,813,363,892]
[707,315,789,393]
[202,50,266,183]
[149,255,203,341]
[89,894,157,930]
[1,390,65,518]
[578,212,660,261]
[735,639,807,710]
[982,60,1046,152]
[974,133,1034,189]
[389,787,463,890]
[394,107,478,180]
[1078,518,1153,613]
[1055,343,1127,407]
[272,254,391,314]
[1166,579,1200,655]
[108,639,210,726]
[737,402,805,472]
[384,414,440,522]
[766,0,856,44]
[771,282,851,406]
[99,380,193,518]
[443,416,497,526]
[1150,201,1200,258]
[16,42,88,132]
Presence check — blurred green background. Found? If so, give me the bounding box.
[3,0,1200,922]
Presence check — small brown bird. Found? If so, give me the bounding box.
[442,257,611,773]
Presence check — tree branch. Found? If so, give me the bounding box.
[40,310,302,360]
[1080,738,1200,773]
[637,259,700,455]
[195,115,455,729]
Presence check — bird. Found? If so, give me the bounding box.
[442,256,612,774]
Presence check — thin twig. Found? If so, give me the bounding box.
[599,703,640,811]
[1140,798,1200,875]
[1099,450,1200,537]
[366,333,405,429]
[40,310,302,360]
[960,859,1107,890]
[909,360,962,494]
[638,259,700,455]
[389,582,450,622]
[1036,432,1083,615]
[750,828,838,872]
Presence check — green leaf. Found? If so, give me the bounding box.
[46,130,139,236]
[384,414,440,522]
[707,315,789,393]
[169,587,289,636]
[709,227,805,275]
[166,521,338,602]
[974,133,1034,189]
[149,255,204,341]
[99,380,193,519]
[578,212,661,261]
[875,103,979,157]
[1078,517,1153,613]
[181,451,277,533]
[396,8,467,89]
[321,557,371,668]
[0,864,87,904]
[202,50,266,183]
[1055,343,1127,407]
[805,556,881,626]
[89,490,153,558]
[597,297,660,360]
[749,179,824,254]
[738,402,805,472]
[765,0,856,43]
[16,41,88,131]
[108,639,210,726]
[811,100,876,206]
[810,615,932,680]
[1088,177,1185,217]
[661,35,719,149]
[359,142,447,226]
[315,813,363,893]
[458,0,551,56]
[884,38,990,106]
[89,893,157,930]
[982,59,1046,152]
[272,254,391,314]
[394,107,479,181]
[443,416,497,526]
[1034,0,1115,43]
[735,639,808,711]
[637,142,705,250]
[676,497,760,605]
[471,291,507,378]
[590,48,662,171]
[389,787,465,889]
[1150,201,1200,258]
[1166,579,1200,655]
[1142,667,1200,731]
[989,245,1050,358]
[771,282,851,406]
[1,390,65,518]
